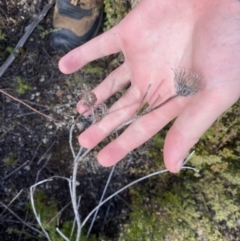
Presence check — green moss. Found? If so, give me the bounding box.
[37,25,61,38]
[0,29,5,40]
[4,153,16,168]
[120,101,240,240]
[32,191,60,241]
[82,62,104,75]
[104,0,130,31]
[13,76,32,95]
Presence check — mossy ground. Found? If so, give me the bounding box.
[119,101,240,241]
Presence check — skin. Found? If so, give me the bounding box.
[59,0,240,173]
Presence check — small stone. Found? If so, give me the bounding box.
[67,95,72,100]
[42,137,48,144]
[39,75,45,82]
[76,122,85,132]
[24,165,30,171]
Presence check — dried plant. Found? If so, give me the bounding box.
[142,68,202,116]
[79,90,97,108]
[79,90,108,123]
[94,103,108,123]
[29,68,201,241]
[173,68,202,97]
[115,68,202,131]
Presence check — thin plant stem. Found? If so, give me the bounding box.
[70,196,81,240]
[30,179,53,241]
[71,147,83,241]
[0,190,23,216]
[101,200,111,232]
[54,101,77,109]
[30,176,71,240]
[114,84,152,131]
[148,94,160,111]
[81,163,198,228]
[35,154,52,184]
[183,150,195,165]
[56,227,70,241]
[135,83,152,114]
[7,189,24,207]
[114,94,179,132]
[115,117,136,131]
[87,164,116,237]
[142,94,179,116]
[16,109,50,117]
[70,147,92,241]
[37,141,55,164]
[69,123,76,159]
[3,161,29,180]
[18,210,29,241]
[29,141,42,165]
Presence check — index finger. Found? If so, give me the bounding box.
[59,26,121,74]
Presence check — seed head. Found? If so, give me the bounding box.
[93,103,108,123]
[173,68,202,97]
[79,90,97,108]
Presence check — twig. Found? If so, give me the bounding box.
[18,210,30,241]
[3,161,30,180]
[8,189,24,207]
[0,189,23,217]
[0,89,58,122]
[29,142,42,165]
[37,141,55,165]
[0,2,54,77]
[35,154,52,184]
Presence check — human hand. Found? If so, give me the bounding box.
[59,0,240,172]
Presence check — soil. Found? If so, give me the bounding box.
[0,1,147,240]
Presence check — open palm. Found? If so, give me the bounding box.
[59,0,240,172]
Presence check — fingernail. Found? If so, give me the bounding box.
[175,159,184,172]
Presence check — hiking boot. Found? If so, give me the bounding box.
[50,0,103,53]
